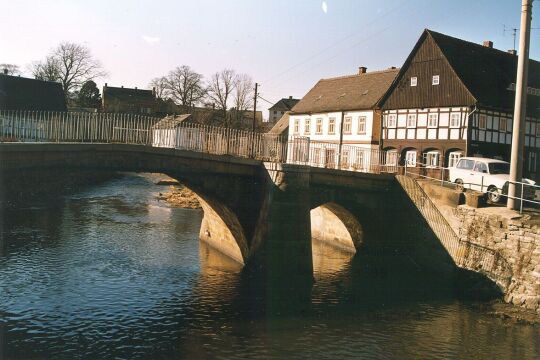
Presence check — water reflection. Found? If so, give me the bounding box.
[0,173,539,359]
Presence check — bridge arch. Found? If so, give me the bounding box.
[310,202,363,253]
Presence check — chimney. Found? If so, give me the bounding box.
[289,96,292,99]
[3,68,7,75]
[508,49,517,55]
[135,86,137,89]
[104,83,107,88]
[121,85,124,88]
[483,40,493,48]
[152,87,156,96]
[358,66,367,74]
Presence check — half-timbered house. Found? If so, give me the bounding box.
[380,29,540,180]
[288,67,399,170]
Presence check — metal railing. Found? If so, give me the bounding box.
[396,175,512,290]
[0,111,401,175]
[286,136,398,174]
[403,160,540,213]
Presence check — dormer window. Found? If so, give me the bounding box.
[432,75,440,85]
[410,77,418,87]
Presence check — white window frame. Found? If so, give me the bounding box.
[293,119,300,134]
[304,119,311,135]
[405,150,417,167]
[424,150,440,168]
[450,113,461,128]
[386,114,397,128]
[499,118,507,133]
[410,77,418,87]
[448,151,463,168]
[341,149,350,168]
[328,117,336,134]
[357,116,367,134]
[385,150,398,166]
[315,118,323,134]
[479,114,487,129]
[343,116,352,134]
[428,114,438,128]
[432,75,440,85]
[407,114,417,128]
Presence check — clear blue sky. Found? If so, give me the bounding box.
[1,0,539,112]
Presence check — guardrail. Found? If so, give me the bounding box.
[0,111,401,176]
[286,136,398,174]
[396,175,512,290]
[402,160,540,213]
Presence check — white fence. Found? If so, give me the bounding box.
[0,110,398,174]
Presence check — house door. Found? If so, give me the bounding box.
[325,149,336,168]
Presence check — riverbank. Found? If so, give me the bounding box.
[156,178,201,209]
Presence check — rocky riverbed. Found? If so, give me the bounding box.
[155,177,201,209]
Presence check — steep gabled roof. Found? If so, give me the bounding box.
[0,74,66,111]
[428,29,540,110]
[103,85,155,102]
[269,97,300,111]
[153,114,191,129]
[267,112,290,135]
[291,68,399,114]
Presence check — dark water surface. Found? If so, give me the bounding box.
[0,173,539,359]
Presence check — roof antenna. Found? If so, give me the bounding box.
[503,24,518,51]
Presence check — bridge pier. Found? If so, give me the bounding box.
[248,163,313,282]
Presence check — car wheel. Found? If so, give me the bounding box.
[487,186,502,203]
[455,179,464,192]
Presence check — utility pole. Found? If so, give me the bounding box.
[252,83,258,132]
[508,0,533,210]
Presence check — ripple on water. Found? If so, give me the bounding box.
[0,173,539,359]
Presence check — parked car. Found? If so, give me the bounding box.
[448,157,536,203]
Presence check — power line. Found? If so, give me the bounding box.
[262,0,408,87]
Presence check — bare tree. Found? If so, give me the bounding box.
[30,42,107,95]
[232,73,254,125]
[149,76,168,99]
[30,56,61,81]
[164,66,206,107]
[207,69,237,125]
[0,63,21,75]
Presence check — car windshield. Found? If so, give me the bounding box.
[488,162,510,174]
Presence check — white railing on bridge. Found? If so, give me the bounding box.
[0,110,398,175]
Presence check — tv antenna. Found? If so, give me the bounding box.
[503,25,518,51]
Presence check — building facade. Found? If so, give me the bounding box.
[380,29,540,180]
[102,84,157,114]
[288,67,399,170]
[268,96,299,123]
[0,73,66,111]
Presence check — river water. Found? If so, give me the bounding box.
[0,173,538,359]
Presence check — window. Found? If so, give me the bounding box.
[432,75,440,85]
[341,150,350,168]
[450,113,461,128]
[343,116,352,134]
[294,119,300,134]
[357,116,366,134]
[355,151,365,169]
[479,115,487,129]
[456,159,475,170]
[537,123,540,136]
[448,151,463,167]
[407,114,417,128]
[473,161,488,173]
[529,151,537,172]
[273,110,277,114]
[428,114,438,128]
[386,114,397,128]
[385,150,398,165]
[410,77,418,87]
[424,151,440,168]
[313,148,321,166]
[304,119,311,135]
[328,117,336,134]
[500,118,507,132]
[405,150,417,167]
[315,118,323,134]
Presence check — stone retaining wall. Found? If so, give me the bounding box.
[453,207,540,314]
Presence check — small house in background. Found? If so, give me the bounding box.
[268,96,299,123]
[152,114,193,148]
[288,66,399,170]
[0,72,66,111]
[102,84,157,114]
[380,29,540,181]
[268,112,291,138]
